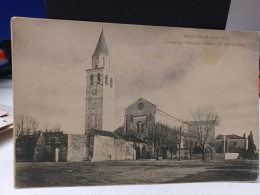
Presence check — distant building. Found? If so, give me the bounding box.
[123,97,190,159]
[215,134,247,153]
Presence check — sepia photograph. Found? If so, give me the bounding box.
[12,18,259,188]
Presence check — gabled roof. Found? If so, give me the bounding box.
[91,129,118,138]
[90,129,146,143]
[137,97,156,107]
[94,29,109,55]
[125,97,157,113]
[115,133,147,143]
[215,134,246,140]
[114,125,124,134]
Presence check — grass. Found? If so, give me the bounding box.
[15,159,259,188]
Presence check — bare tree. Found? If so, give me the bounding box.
[125,125,139,160]
[15,114,39,138]
[146,123,168,160]
[165,127,178,160]
[15,115,39,158]
[206,140,215,160]
[49,124,61,132]
[189,107,219,161]
[175,126,186,161]
[183,131,194,160]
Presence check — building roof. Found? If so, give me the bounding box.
[91,129,117,138]
[94,29,109,55]
[115,133,147,143]
[91,129,146,143]
[215,134,246,140]
[137,97,156,107]
[184,120,216,126]
[114,125,124,134]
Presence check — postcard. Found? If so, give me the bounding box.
[0,104,13,133]
[12,17,259,188]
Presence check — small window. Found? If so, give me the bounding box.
[234,141,237,146]
[105,75,108,85]
[137,123,140,133]
[90,74,93,85]
[130,115,133,122]
[97,73,100,84]
[110,77,113,88]
[136,121,144,133]
[141,124,144,133]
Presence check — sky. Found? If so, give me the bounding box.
[12,18,259,146]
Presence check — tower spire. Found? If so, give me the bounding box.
[94,28,109,55]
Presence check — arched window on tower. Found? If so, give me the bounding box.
[90,74,93,85]
[97,73,100,84]
[105,75,108,85]
[103,58,105,67]
[110,77,113,88]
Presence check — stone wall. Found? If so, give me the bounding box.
[92,135,136,161]
[33,132,68,162]
[67,134,86,162]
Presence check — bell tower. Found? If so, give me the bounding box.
[85,29,115,134]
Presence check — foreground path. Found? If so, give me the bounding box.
[16,159,259,188]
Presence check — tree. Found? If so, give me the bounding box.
[165,127,178,160]
[15,114,39,138]
[125,124,140,160]
[189,107,219,161]
[176,126,185,161]
[15,115,39,155]
[248,131,256,159]
[206,140,215,160]
[183,131,194,160]
[33,124,63,162]
[146,123,168,160]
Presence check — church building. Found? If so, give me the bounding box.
[123,98,190,159]
[22,29,216,162]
